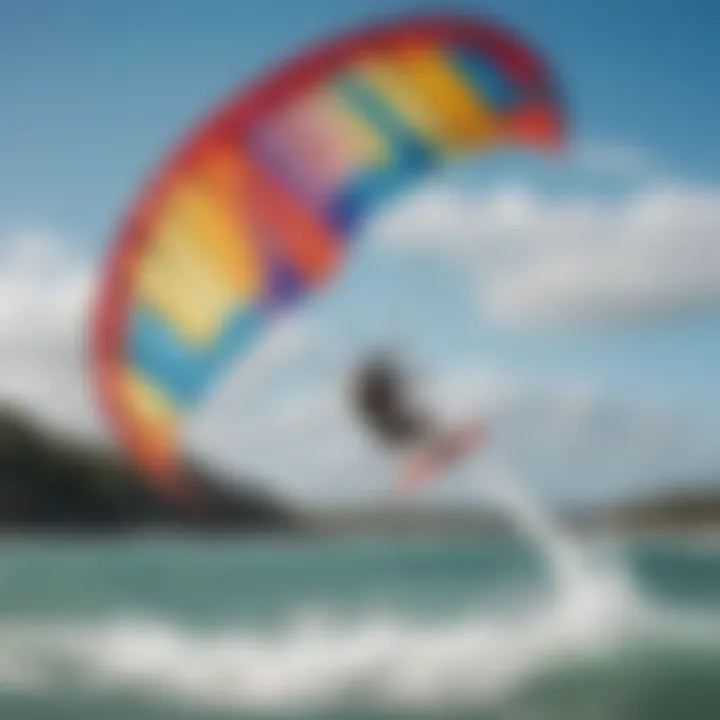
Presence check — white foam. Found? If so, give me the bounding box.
[0,572,651,712]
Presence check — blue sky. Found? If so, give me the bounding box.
[1,0,718,241]
[0,0,719,504]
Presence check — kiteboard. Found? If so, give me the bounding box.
[396,419,484,494]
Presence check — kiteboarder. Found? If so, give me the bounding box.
[352,352,483,493]
[352,352,435,446]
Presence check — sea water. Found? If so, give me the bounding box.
[0,476,719,718]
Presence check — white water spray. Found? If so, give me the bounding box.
[483,457,587,588]
[479,454,645,639]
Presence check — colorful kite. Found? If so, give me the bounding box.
[91,14,565,492]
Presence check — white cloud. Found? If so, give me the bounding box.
[373,182,720,328]
[423,366,701,505]
[0,229,91,346]
[187,364,387,502]
[183,314,319,459]
[196,313,316,417]
[0,228,99,437]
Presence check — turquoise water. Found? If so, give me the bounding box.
[0,534,719,719]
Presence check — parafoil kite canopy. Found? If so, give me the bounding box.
[92,14,565,491]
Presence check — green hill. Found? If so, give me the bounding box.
[595,487,720,532]
[0,407,298,534]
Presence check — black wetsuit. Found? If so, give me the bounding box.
[353,357,433,446]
